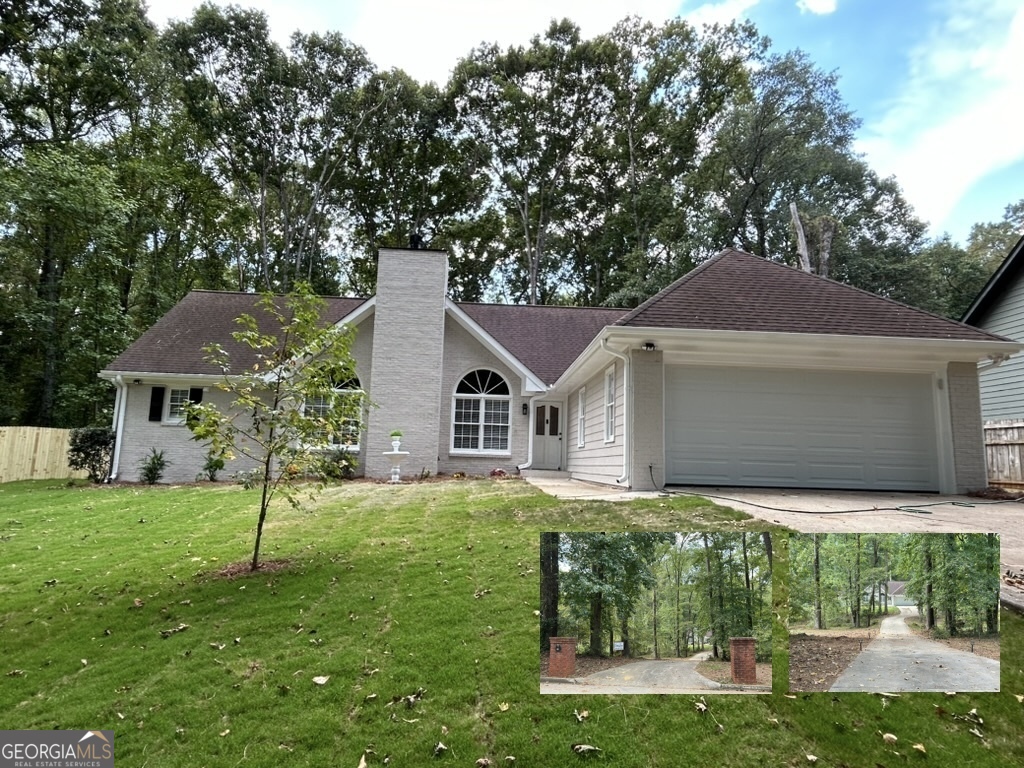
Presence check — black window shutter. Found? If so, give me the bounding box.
[189,387,204,404]
[149,387,166,422]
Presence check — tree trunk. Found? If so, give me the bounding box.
[813,533,824,630]
[790,202,812,273]
[652,582,659,660]
[762,532,773,572]
[854,534,862,628]
[986,533,999,633]
[540,533,559,651]
[742,533,754,631]
[924,540,935,630]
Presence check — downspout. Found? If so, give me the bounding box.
[107,375,127,482]
[517,393,545,471]
[601,339,630,486]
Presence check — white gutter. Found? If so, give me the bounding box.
[108,375,127,481]
[601,339,630,486]
[978,353,1011,372]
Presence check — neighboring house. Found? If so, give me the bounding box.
[101,247,1019,492]
[961,234,1024,420]
[886,581,915,607]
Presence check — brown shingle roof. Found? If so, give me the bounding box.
[104,291,369,376]
[457,303,627,384]
[616,248,1007,342]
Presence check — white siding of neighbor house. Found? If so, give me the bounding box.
[566,360,625,486]
[975,273,1024,420]
[437,314,529,476]
[947,360,988,492]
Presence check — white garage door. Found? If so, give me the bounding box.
[665,366,939,491]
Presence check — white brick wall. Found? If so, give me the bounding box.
[947,361,988,492]
[364,249,448,479]
[437,315,529,476]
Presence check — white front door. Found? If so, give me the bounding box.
[533,403,563,470]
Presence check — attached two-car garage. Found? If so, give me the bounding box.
[664,366,940,491]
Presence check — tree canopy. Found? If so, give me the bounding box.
[1,1,1018,428]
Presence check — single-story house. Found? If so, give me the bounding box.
[100,247,1020,492]
[961,234,1024,420]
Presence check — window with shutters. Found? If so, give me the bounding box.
[149,385,204,425]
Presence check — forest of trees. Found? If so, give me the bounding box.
[789,533,1000,637]
[2,1,1023,429]
[544,532,772,661]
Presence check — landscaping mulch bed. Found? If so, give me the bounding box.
[695,660,772,686]
[788,633,872,692]
[540,651,639,678]
[905,623,1001,661]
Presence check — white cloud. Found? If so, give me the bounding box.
[796,0,837,14]
[682,0,761,28]
[855,1,1024,234]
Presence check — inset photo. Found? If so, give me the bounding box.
[788,533,1000,693]
[540,532,772,694]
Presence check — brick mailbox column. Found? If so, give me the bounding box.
[730,637,757,684]
[548,637,578,678]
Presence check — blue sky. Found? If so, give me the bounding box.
[146,0,1024,246]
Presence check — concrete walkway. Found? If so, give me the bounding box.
[541,655,769,695]
[829,607,1000,693]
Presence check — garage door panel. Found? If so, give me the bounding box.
[665,366,939,491]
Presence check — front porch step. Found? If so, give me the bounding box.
[520,469,570,479]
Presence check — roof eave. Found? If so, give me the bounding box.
[962,233,1024,325]
[445,300,548,393]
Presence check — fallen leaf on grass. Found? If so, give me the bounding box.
[912,744,926,754]
[312,676,330,685]
[571,744,601,755]
[433,742,448,757]
[498,702,510,712]
[81,659,88,666]
[476,759,492,767]
[806,756,818,763]
[882,733,898,744]
[1015,694,1023,703]
[573,709,590,722]
[210,642,226,651]
[219,729,230,737]
[694,701,707,713]
[969,727,985,740]
[159,623,190,638]
[7,669,25,677]
[357,754,367,768]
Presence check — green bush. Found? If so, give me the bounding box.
[67,427,115,483]
[310,448,358,481]
[198,447,226,482]
[138,448,169,484]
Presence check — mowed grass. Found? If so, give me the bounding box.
[1,478,1022,767]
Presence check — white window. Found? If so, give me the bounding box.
[577,388,586,448]
[451,369,511,454]
[167,388,191,422]
[604,365,616,443]
[304,378,363,450]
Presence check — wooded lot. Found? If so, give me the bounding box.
[545,532,772,661]
[2,1,1022,429]
[789,533,1000,637]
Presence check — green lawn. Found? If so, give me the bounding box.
[1,478,1021,767]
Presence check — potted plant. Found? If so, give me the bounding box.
[389,429,403,451]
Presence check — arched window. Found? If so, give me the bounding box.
[451,369,511,453]
[305,376,363,450]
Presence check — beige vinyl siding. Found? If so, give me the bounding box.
[566,361,624,485]
[438,315,530,476]
[976,273,1024,420]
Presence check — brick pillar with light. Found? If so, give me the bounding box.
[729,637,757,684]
[548,637,577,677]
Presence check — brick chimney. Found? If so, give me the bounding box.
[364,248,448,479]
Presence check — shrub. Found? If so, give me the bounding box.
[139,448,169,484]
[198,447,226,482]
[67,427,115,483]
[309,449,358,481]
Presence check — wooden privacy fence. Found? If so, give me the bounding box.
[983,420,1024,489]
[0,427,88,483]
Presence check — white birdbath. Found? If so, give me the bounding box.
[383,442,409,484]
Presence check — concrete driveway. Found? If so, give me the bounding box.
[540,655,769,695]
[829,607,999,692]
